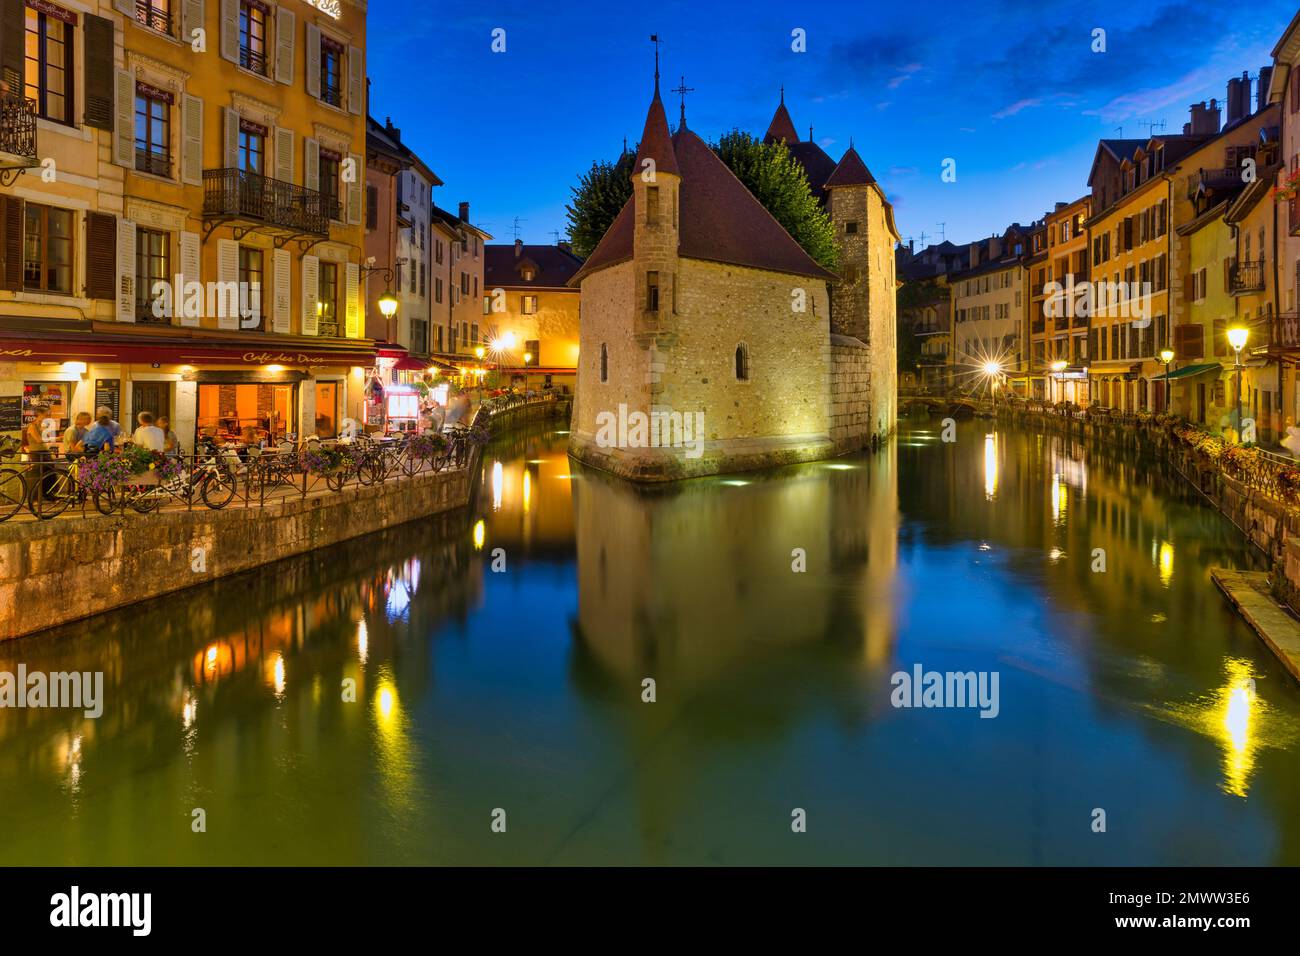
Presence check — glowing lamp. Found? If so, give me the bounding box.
[1159,348,1175,364]
[378,290,399,318]
[981,361,1003,377]
[1050,360,1067,373]
[1227,327,1249,352]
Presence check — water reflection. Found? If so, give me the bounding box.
[2,418,1300,864]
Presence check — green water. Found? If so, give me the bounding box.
[1,418,1298,865]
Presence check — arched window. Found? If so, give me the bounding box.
[599,343,608,383]
[735,343,750,382]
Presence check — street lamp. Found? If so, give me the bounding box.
[1159,348,1175,415]
[1227,326,1249,442]
[377,290,398,319]
[981,360,1003,408]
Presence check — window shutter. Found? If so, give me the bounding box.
[303,137,319,191]
[116,219,136,324]
[219,0,238,63]
[345,261,359,337]
[181,0,204,40]
[0,0,24,92]
[347,45,364,115]
[305,24,321,99]
[111,0,133,15]
[82,15,115,131]
[112,68,135,167]
[216,238,239,330]
[274,127,294,183]
[0,196,21,292]
[179,231,201,327]
[272,248,291,333]
[85,211,117,300]
[274,8,295,85]
[301,255,319,335]
[181,94,204,186]
[346,152,363,225]
[224,108,240,168]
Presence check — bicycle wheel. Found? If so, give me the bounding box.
[93,488,119,515]
[28,471,72,520]
[0,467,27,520]
[359,455,387,485]
[127,486,164,513]
[200,464,238,509]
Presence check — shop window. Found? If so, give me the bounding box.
[134,84,172,177]
[25,4,74,124]
[24,204,73,294]
[238,0,267,75]
[197,382,296,445]
[135,227,170,322]
[318,261,339,337]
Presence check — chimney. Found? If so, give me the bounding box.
[1226,73,1249,126]
[514,238,523,258]
[969,242,979,269]
[1259,66,1274,109]
[1187,100,1221,136]
[458,201,469,222]
[988,235,1003,260]
[909,238,915,254]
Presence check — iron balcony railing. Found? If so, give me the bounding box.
[135,148,170,178]
[1229,258,1266,294]
[135,0,172,34]
[203,168,334,237]
[0,92,37,165]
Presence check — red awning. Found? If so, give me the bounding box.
[0,337,376,368]
[392,357,429,371]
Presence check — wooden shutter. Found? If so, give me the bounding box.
[82,15,115,131]
[0,0,24,92]
[0,196,22,292]
[305,24,321,98]
[179,231,201,327]
[181,94,204,186]
[85,211,117,300]
[181,0,204,40]
[272,248,290,333]
[345,261,359,337]
[112,68,135,167]
[347,45,364,115]
[219,0,238,63]
[116,219,136,324]
[223,108,240,168]
[303,137,319,191]
[274,8,295,85]
[301,254,319,335]
[216,238,239,330]
[346,152,363,225]
[274,127,294,183]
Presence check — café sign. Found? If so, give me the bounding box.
[304,0,341,18]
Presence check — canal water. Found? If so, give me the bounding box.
[2,417,1298,865]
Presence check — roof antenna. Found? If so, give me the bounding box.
[809,125,813,141]
[512,216,527,241]
[549,229,561,244]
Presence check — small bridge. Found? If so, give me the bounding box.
[898,392,989,419]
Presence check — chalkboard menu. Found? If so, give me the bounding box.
[94,379,120,421]
[0,395,20,431]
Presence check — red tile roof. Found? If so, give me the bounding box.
[572,122,836,285]
[824,145,876,188]
[633,89,680,178]
[485,244,584,290]
[764,102,800,144]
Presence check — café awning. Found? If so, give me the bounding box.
[1165,362,1223,380]
[0,329,377,369]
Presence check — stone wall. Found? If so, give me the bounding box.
[0,397,567,641]
[829,335,875,454]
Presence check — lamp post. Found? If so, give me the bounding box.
[1227,326,1249,442]
[474,346,486,403]
[982,360,1003,410]
[1159,348,1174,415]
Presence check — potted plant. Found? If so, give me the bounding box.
[407,432,449,460]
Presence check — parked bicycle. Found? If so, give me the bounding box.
[0,436,28,522]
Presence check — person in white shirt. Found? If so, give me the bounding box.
[132,411,166,452]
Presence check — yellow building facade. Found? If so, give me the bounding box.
[1,0,370,450]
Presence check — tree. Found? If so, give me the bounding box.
[712,130,839,271]
[565,151,635,258]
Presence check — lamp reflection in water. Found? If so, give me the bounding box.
[983,433,998,500]
[492,461,504,511]
[472,519,485,550]
[1152,539,1174,587]
[356,618,369,665]
[372,665,415,813]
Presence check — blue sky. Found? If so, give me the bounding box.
[366,0,1295,250]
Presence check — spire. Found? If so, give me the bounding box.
[672,75,694,130]
[633,82,680,178]
[650,34,661,93]
[763,93,799,145]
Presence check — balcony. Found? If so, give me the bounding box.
[135,0,172,34]
[202,168,335,247]
[0,93,38,183]
[1228,258,1266,295]
[1185,167,1240,198]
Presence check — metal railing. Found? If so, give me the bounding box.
[1229,258,1266,294]
[135,0,172,34]
[0,92,37,164]
[203,168,335,237]
[135,148,170,178]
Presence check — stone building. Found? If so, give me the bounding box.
[568,81,898,480]
[482,240,583,391]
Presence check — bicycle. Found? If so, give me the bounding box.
[24,456,120,520]
[0,436,28,521]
